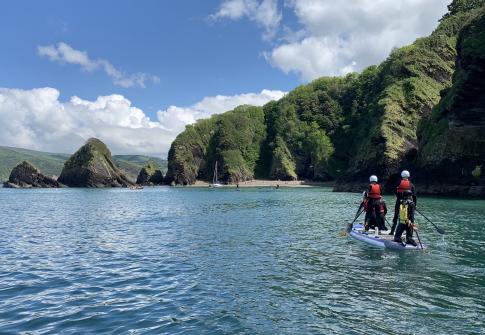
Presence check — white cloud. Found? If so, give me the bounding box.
[0,87,285,157]
[212,0,282,40]
[37,42,160,88]
[213,0,449,80]
[266,0,449,80]
[157,89,285,134]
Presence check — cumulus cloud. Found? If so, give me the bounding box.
[211,0,282,40]
[266,0,449,80]
[37,42,160,88]
[213,0,449,80]
[0,87,285,157]
[157,89,285,134]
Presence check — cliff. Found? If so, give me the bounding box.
[165,1,485,195]
[58,138,134,187]
[416,6,485,196]
[136,162,164,185]
[3,161,61,188]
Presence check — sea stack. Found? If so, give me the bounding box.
[136,162,164,186]
[3,161,61,188]
[58,138,134,187]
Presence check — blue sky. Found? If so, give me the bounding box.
[0,0,297,114]
[0,0,449,157]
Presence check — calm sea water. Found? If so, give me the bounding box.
[0,187,484,334]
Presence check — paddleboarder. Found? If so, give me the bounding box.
[392,170,418,246]
[364,175,387,231]
[390,170,416,234]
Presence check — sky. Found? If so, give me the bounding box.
[0,0,449,158]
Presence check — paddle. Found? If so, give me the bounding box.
[415,208,446,235]
[349,204,365,228]
[340,204,365,236]
[413,226,424,250]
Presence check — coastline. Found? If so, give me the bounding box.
[189,180,335,188]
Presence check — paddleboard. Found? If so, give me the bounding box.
[348,223,426,250]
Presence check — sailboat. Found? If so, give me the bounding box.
[210,161,223,188]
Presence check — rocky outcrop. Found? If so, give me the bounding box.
[165,105,266,185]
[415,7,485,196]
[58,138,134,187]
[3,161,61,188]
[136,162,163,185]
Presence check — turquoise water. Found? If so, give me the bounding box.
[0,187,484,334]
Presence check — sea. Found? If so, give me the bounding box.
[0,187,484,334]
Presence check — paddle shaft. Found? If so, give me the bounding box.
[413,226,424,250]
[415,208,445,234]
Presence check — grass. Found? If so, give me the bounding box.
[0,146,166,182]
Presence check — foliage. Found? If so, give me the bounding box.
[166,3,485,185]
[0,145,165,182]
[418,6,485,179]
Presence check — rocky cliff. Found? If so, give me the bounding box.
[136,162,164,185]
[165,1,485,195]
[164,105,266,185]
[416,6,485,196]
[58,138,134,187]
[3,161,61,188]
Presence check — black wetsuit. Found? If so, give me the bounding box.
[392,182,417,244]
[391,181,416,231]
[364,184,388,230]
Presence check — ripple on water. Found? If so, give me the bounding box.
[0,187,484,334]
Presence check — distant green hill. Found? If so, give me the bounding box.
[0,146,167,182]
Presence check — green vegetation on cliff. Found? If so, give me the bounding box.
[0,146,165,182]
[166,1,485,189]
[136,162,164,185]
[165,105,265,184]
[58,138,134,187]
[417,5,485,194]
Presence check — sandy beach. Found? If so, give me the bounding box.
[189,180,335,188]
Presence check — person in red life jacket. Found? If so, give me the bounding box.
[391,170,418,246]
[363,175,387,231]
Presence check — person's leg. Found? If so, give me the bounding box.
[393,222,406,242]
[369,201,378,229]
[364,209,370,231]
[378,213,387,230]
[390,198,400,234]
[405,204,417,245]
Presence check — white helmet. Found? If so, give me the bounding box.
[369,175,378,182]
[401,170,410,178]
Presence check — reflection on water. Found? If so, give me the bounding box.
[0,187,484,334]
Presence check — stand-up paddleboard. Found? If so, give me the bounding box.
[348,223,426,250]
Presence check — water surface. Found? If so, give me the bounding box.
[0,187,484,334]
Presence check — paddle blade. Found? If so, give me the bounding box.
[436,227,446,235]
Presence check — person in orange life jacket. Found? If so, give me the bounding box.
[392,170,418,246]
[390,170,417,233]
[363,175,388,231]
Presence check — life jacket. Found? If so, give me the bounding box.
[368,183,381,199]
[400,203,409,223]
[397,179,411,193]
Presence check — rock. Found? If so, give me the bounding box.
[416,8,485,196]
[136,162,164,186]
[58,138,135,187]
[3,161,61,188]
